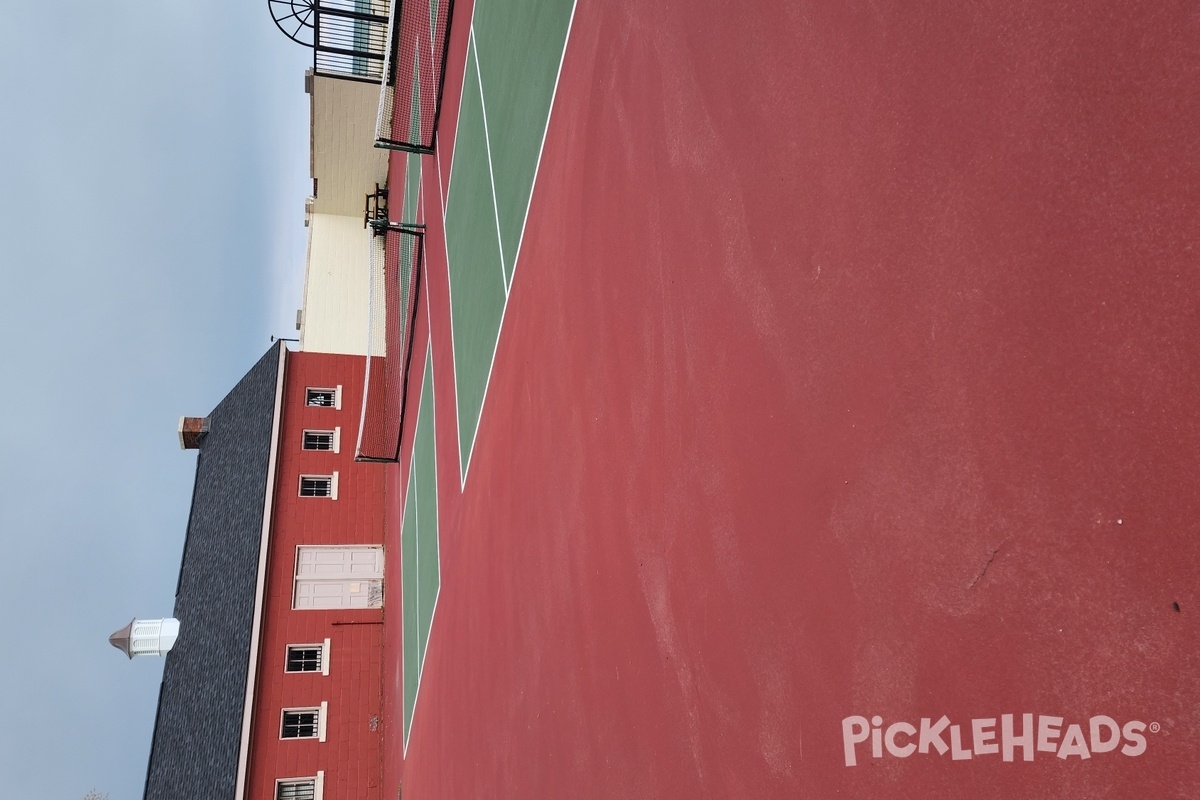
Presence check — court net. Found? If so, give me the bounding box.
[375,0,456,153]
[356,226,424,462]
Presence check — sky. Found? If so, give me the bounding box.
[0,1,312,796]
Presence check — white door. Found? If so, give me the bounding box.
[294,546,384,609]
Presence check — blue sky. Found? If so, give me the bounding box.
[0,1,311,796]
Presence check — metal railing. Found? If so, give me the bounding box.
[313,0,391,82]
[270,0,392,83]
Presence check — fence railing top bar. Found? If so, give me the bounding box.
[316,0,389,10]
[315,44,386,59]
[312,3,390,22]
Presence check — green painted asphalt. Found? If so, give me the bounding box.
[402,345,439,745]
[445,0,574,476]
[399,0,573,748]
[446,41,508,471]
[472,0,574,285]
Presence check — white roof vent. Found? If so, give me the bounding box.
[108,618,181,659]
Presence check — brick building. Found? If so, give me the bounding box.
[112,344,386,800]
[111,3,404,797]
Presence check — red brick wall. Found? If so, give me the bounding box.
[246,350,386,800]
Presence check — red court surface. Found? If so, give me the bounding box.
[384,1,1200,797]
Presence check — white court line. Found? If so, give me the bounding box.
[441,9,472,225]
[400,453,417,753]
[438,0,479,489]
[471,26,510,293]
[402,336,440,757]
[457,0,579,490]
[399,0,576,755]
[437,124,449,222]
[510,0,578,304]
[416,155,425,224]
[409,331,442,757]
[400,5,452,755]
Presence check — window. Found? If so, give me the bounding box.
[281,703,327,741]
[276,773,324,800]
[286,645,321,672]
[286,639,331,674]
[302,429,339,452]
[299,473,338,499]
[281,709,318,739]
[276,779,316,800]
[305,386,341,409]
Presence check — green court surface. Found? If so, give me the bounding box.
[399,0,574,752]
[444,48,507,475]
[444,0,574,479]
[402,150,421,222]
[401,343,439,747]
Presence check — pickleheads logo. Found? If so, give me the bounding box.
[842,714,1156,767]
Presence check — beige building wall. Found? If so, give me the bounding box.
[310,74,389,216]
[300,213,375,356]
[300,71,390,356]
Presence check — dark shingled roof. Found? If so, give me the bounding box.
[142,343,284,800]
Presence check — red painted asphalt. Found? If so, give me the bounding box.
[386,1,1200,797]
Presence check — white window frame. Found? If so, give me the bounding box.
[298,472,338,499]
[284,638,332,676]
[301,427,340,453]
[274,771,324,800]
[305,385,342,410]
[280,702,328,742]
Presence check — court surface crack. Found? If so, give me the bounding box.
[967,542,1006,590]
